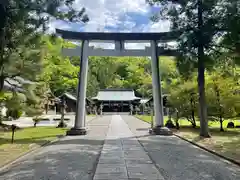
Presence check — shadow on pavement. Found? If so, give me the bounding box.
[0,116,111,180]
[122,115,240,180]
[1,115,239,180]
[0,137,105,180]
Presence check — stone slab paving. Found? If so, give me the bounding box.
[93,115,164,180]
[2,114,239,180]
[123,115,240,180]
[0,116,110,180]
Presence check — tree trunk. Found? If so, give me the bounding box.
[60,107,64,124]
[176,109,180,129]
[0,75,4,92]
[191,119,196,128]
[190,94,196,128]
[188,117,196,128]
[0,2,7,94]
[220,116,224,132]
[197,0,210,137]
[45,100,49,114]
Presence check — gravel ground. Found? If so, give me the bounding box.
[1,114,239,180]
[0,116,110,180]
[123,115,240,180]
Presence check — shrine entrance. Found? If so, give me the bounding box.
[56,29,180,135]
[91,89,141,114]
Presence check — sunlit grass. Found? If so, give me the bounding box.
[135,115,240,129]
[0,127,67,167]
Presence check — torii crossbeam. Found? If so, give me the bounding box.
[56,29,180,136]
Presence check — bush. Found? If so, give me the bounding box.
[227,122,235,128]
[32,118,41,127]
[56,121,67,128]
[6,109,23,120]
[165,120,175,128]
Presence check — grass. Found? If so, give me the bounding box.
[135,115,240,128]
[136,115,240,164]
[87,114,96,116]
[0,127,67,167]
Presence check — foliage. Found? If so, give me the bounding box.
[40,36,79,96]
[206,70,240,130]
[6,109,22,120]
[87,56,157,97]
[168,66,240,131]
[24,84,45,124]
[0,0,88,92]
[3,92,25,119]
[147,0,240,137]
[168,79,198,127]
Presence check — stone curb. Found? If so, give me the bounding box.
[174,134,240,167]
[0,115,99,173]
[0,136,64,173]
[87,115,98,123]
[134,116,240,167]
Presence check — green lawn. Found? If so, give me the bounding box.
[136,115,240,163]
[135,115,240,129]
[0,127,67,167]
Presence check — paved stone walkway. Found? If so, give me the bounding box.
[94,115,164,180]
[0,116,110,180]
[0,115,240,180]
[123,115,240,180]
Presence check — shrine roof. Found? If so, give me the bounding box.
[92,89,141,101]
[59,92,91,102]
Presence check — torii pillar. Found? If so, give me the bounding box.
[149,40,173,135]
[66,40,89,135]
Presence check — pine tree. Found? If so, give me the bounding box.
[0,0,89,91]
[147,0,228,137]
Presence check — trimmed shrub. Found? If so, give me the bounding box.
[6,109,23,120]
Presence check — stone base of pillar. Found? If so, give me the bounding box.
[66,127,87,136]
[149,126,173,136]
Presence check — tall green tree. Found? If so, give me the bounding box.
[40,36,79,96]
[0,0,88,91]
[147,0,232,137]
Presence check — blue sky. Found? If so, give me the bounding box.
[49,0,169,33]
[49,0,170,49]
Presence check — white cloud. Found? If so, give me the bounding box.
[50,0,163,32]
[71,0,149,32]
[50,0,173,49]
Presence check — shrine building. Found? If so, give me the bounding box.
[91,89,141,113]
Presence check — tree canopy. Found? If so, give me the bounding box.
[0,0,88,91]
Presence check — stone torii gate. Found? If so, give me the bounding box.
[56,29,179,135]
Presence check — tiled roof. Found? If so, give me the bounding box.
[59,92,77,101]
[59,92,91,103]
[3,76,34,92]
[64,92,77,101]
[140,99,150,104]
[92,89,141,101]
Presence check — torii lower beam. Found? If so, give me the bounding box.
[62,46,178,57]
